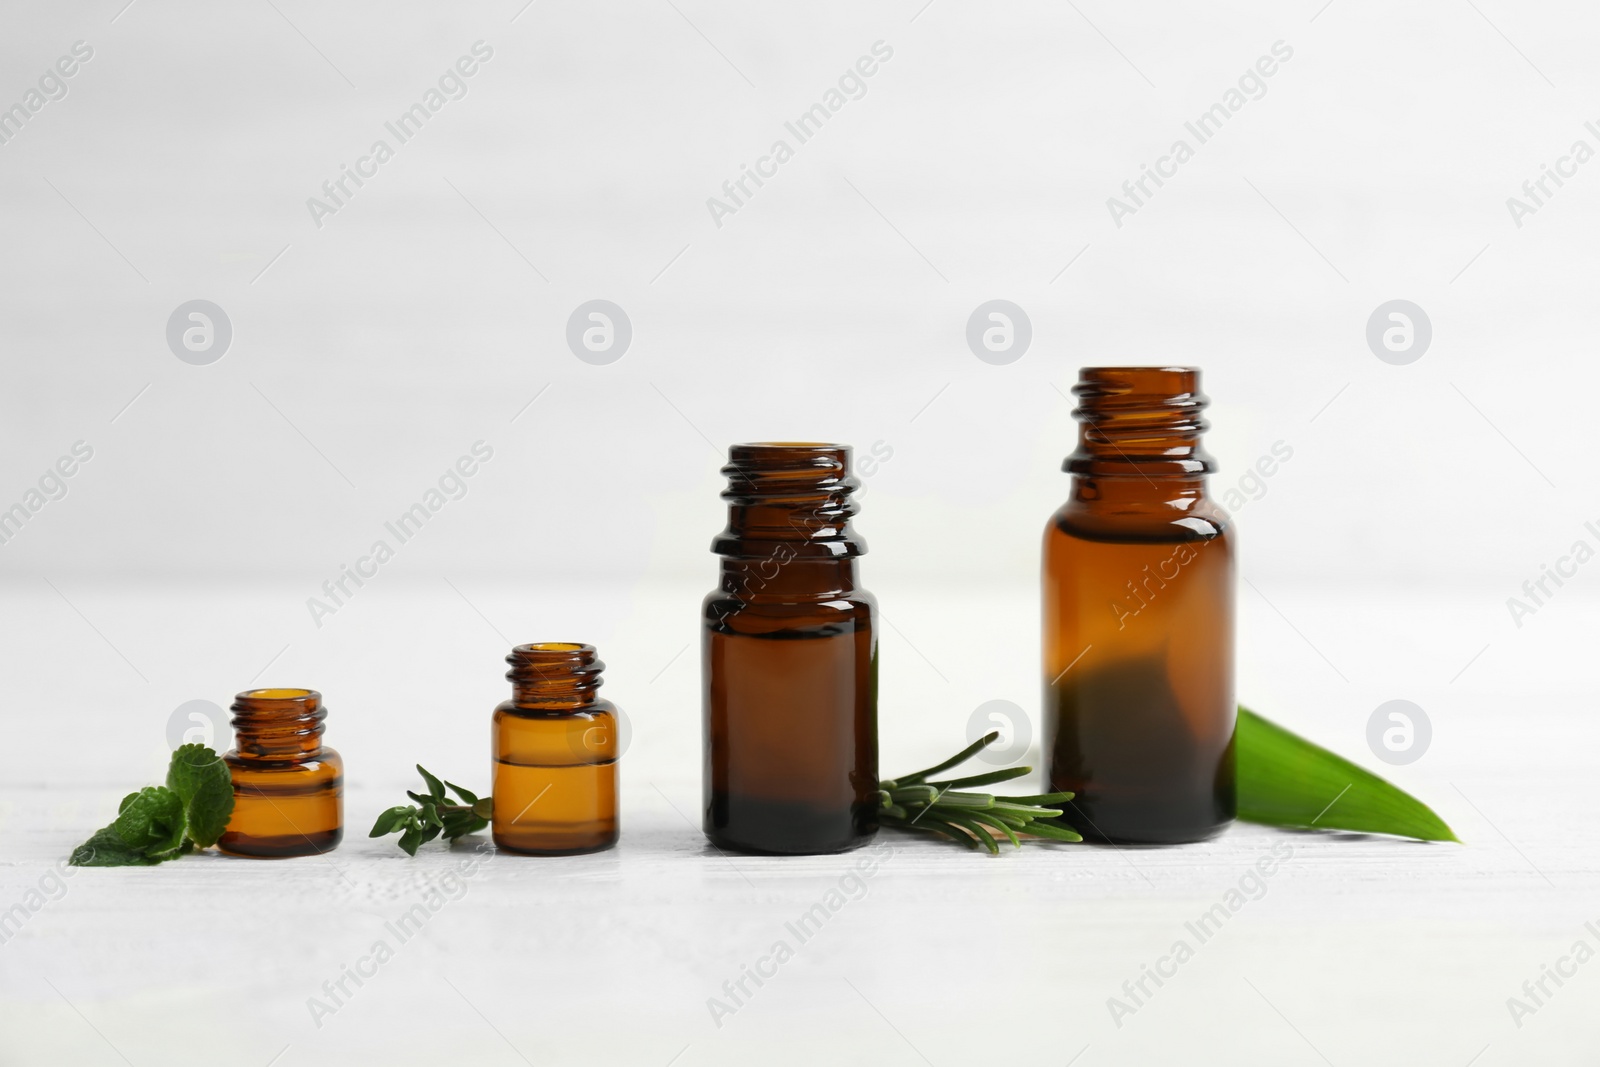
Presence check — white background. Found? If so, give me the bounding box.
[1,2,1596,1064]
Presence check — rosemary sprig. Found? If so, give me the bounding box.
[370,765,494,855]
[879,732,1083,853]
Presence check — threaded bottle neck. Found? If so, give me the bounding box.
[507,642,603,707]
[231,688,326,760]
[711,442,866,559]
[1065,367,1215,478]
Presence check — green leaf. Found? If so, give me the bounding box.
[397,822,424,856]
[894,732,999,786]
[113,786,186,856]
[999,792,1076,805]
[879,815,970,846]
[1236,706,1458,842]
[886,813,979,848]
[942,812,1000,854]
[887,785,939,805]
[416,765,446,802]
[1021,819,1084,843]
[166,744,234,848]
[69,825,164,867]
[439,810,489,842]
[968,810,1022,849]
[444,780,479,805]
[924,766,1032,790]
[370,806,415,837]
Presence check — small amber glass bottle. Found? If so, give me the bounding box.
[1042,368,1236,844]
[703,442,879,855]
[218,688,344,858]
[492,643,619,855]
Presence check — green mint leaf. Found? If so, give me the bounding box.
[444,780,479,805]
[166,743,234,848]
[113,786,185,856]
[370,806,416,837]
[416,765,446,802]
[69,825,163,867]
[397,822,424,856]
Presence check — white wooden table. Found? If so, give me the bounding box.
[0,579,1592,1065]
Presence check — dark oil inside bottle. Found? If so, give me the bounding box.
[704,621,877,854]
[1044,514,1236,844]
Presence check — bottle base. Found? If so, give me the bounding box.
[1065,800,1234,845]
[704,829,878,856]
[217,827,343,858]
[1073,821,1234,846]
[492,832,618,856]
[704,792,880,855]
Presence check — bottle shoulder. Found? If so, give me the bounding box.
[702,586,876,612]
[1047,499,1233,545]
[495,699,616,719]
[224,748,342,776]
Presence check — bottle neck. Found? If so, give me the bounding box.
[232,688,325,760]
[506,643,603,708]
[1065,366,1214,480]
[712,442,867,561]
[718,556,861,602]
[1067,472,1219,530]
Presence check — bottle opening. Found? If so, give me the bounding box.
[506,643,604,701]
[1066,365,1213,476]
[239,687,316,701]
[714,442,865,559]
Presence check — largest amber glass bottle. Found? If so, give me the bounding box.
[1043,367,1235,844]
[703,443,878,854]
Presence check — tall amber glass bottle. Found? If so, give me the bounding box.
[492,643,619,855]
[1042,367,1235,844]
[703,443,878,855]
[218,688,343,858]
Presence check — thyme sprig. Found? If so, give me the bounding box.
[879,731,1083,853]
[370,765,493,855]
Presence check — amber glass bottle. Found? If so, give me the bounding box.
[218,688,344,858]
[1042,367,1235,844]
[492,642,619,855]
[703,442,878,855]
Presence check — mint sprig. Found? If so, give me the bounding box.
[165,743,234,848]
[70,745,236,867]
[370,765,492,855]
